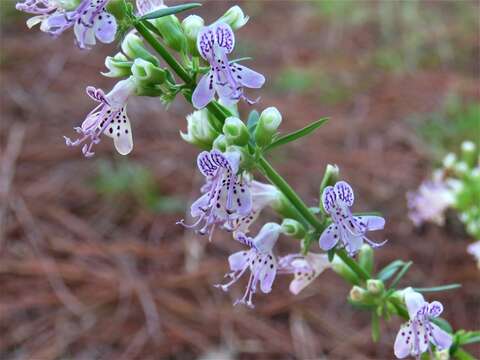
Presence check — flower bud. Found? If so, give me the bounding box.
[461,140,477,168]
[180,109,220,149]
[434,349,450,360]
[121,33,159,65]
[131,58,167,86]
[103,52,132,78]
[319,164,340,200]
[255,107,282,148]
[216,5,249,30]
[442,152,457,169]
[182,15,204,55]
[223,116,249,146]
[366,279,384,295]
[212,135,228,152]
[152,15,187,53]
[350,285,367,302]
[358,244,374,275]
[281,218,306,239]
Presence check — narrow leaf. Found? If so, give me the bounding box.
[371,312,380,342]
[139,3,201,20]
[413,283,462,293]
[327,248,335,262]
[264,117,329,151]
[377,260,405,281]
[389,261,413,289]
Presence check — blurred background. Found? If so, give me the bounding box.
[1,0,479,359]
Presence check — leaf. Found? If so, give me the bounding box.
[412,283,462,293]
[327,248,335,262]
[247,110,260,132]
[377,260,405,281]
[264,117,329,151]
[430,317,453,334]
[389,261,413,289]
[457,331,480,346]
[139,3,201,20]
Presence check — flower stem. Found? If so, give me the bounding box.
[135,22,371,284]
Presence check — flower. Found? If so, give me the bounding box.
[319,181,386,256]
[64,76,136,157]
[215,222,281,308]
[278,252,330,295]
[227,180,280,234]
[16,0,117,49]
[407,178,455,227]
[394,291,452,359]
[177,149,252,240]
[192,22,265,109]
[467,240,480,269]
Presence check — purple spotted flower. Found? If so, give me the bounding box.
[215,222,281,308]
[394,291,452,359]
[226,180,280,234]
[192,22,265,109]
[319,181,386,256]
[278,252,330,295]
[16,0,117,49]
[64,77,136,157]
[178,149,252,240]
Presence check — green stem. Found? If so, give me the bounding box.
[257,155,324,230]
[135,22,371,284]
[135,21,191,84]
[336,248,370,281]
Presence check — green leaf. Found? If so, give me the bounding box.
[453,349,477,360]
[139,3,201,20]
[328,248,335,262]
[412,283,462,293]
[457,331,480,346]
[377,260,405,281]
[264,117,329,152]
[431,317,453,333]
[389,261,413,289]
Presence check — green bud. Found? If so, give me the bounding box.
[217,5,249,30]
[319,164,340,205]
[103,53,132,78]
[454,161,469,175]
[366,279,384,295]
[350,285,367,302]
[212,135,228,152]
[181,110,220,149]
[182,15,204,56]
[461,140,477,168]
[223,116,249,146]
[358,244,374,275]
[152,15,187,53]
[131,58,167,86]
[255,107,282,148]
[281,219,306,239]
[121,33,159,65]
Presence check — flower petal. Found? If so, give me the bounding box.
[358,215,385,231]
[192,72,215,109]
[228,250,251,271]
[259,257,276,293]
[319,223,339,251]
[405,291,426,319]
[214,22,235,54]
[334,181,354,206]
[190,193,210,218]
[321,185,337,213]
[428,301,443,318]
[394,323,413,359]
[103,107,133,155]
[253,223,281,253]
[230,63,265,89]
[94,11,117,43]
[430,323,452,350]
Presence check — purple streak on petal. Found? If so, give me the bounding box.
[192,72,215,109]
[214,22,235,53]
[405,291,426,319]
[321,186,337,213]
[334,181,354,206]
[428,301,443,318]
